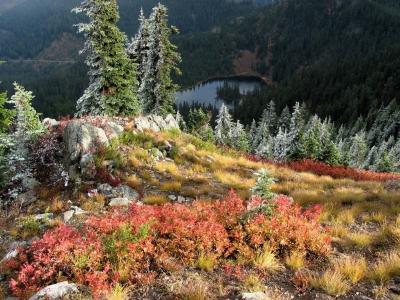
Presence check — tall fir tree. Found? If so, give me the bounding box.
[215,103,233,146]
[0,90,14,134]
[73,0,140,116]
[273,127,290,162]
[127,9,150,83]
[278,105,291,132]
[139,4,182,116]
[232,120,250,151]
[288,102,306,158]
[349,131,368,168]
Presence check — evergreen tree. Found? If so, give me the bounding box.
[175,110,187,131]
[5,83,45,198]
[0,90,14,134]
[248,119,257,151]
[272,127,290,162]
[73,0,140,116]
[288,102,306,158]
[232,120,250,151]
[215,104,233,146]
[253,109,271,152]
[349,131,368,168]
[255,135,272,159]
[139,4,182,115]
[279,105,291,132]
[304,115,322,160]
[265,100,277,134]
[127,8,150,83]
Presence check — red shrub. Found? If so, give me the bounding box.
[7,191,330,298]
[246,155,400,182]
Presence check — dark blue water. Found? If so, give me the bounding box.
[175,78,264,109]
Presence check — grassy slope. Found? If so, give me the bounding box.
[1,128,400,298]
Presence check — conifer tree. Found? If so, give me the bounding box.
[304,115,322,160]
[349,131,368,168]
[232,120,250,151]
[0,90,14,134]
[248,119,257,150]
[215,104,233,145]
[278,105,291,132]
[273,127,290,162]
[73,0,140,116]
[139,4,182,115]
[253,109,270,152]
[127,8,150,83]
[265,100,277,134]
[6,83,45,197]
[288,102,306,158]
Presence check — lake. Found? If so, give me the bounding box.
[175,77,264,109]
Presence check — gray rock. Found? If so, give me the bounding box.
[43,118,60,129]
[34,213,54,221]
[241,292,270,300]
[108,122,124,138]
[177,196,186,203]
[63,210,75,223]
[79,154,96,178]
[64,120,109,164]
[98,183,114,198]
[28,282,79,300]
[134,114,179,132]
[111,184,139,200]
[109,197,133,207]
[17,190,37,207]
[168,195,177,201]
[71,206,87,215]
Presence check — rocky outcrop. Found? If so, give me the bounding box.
[63,115,178,178]
[134,114,179,132]
[28,282,79,300]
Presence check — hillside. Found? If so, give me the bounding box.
[1,116,400,299]
[177,0,400,124]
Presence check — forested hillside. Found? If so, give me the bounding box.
[178,0,400,124]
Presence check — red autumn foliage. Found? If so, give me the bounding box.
[247,155,400,182]
[5,191,330,298]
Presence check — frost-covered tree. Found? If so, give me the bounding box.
[215,104,233,145]
[349,131,368,168]
[265,100,277,134]
[288,102,306,158]
[256,135,272,159]
[272,127,290,162]
[175,110,187,131]
[73,0,140,116]
[278,105,291,132]
[5,83,45,198]
[0,90,14,134]
[139,4,182,115]
[253,109,271,152]
[127,8,150,82]
[232,120,250,151]
[248,119,257,150]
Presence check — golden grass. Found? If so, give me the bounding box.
[332,255,367,284]
[345,232,374,249]
[106,283,130,300]
[155,161,180,177]
[125,175,142,190]
[369,251,400,283]
[195,253,216,272]
[285,251,306,270]
[143,194,169,205]
[168,274,212,300]
[253,246,283,273]
[213,170,254,190]
[50,196,64,213]
[241,274,264,292]
[160,181,182,193]
[310,269,350,297]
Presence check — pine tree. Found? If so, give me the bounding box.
[349,131,368,168]
[256,135,272,159]
[265,100,277,134]
[288,102,306,158]
[232,120,250,151]
[73,0,140,116]
[0,90,14,134]
[6,83,45,197]
[304,115,322,160]
[278,105,291,132]
[253,109,270,152]
[248,119,257,151]
[139,4,182,115]
[127,8,150,83]
[215,104,233,146]
[272,127,290,162]
[175,110,187,131]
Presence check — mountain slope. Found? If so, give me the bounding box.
[177,0,400,123]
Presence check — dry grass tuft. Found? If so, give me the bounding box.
[253,246,283,273]
[195,253,216,272]
[160,181,182,193]
[369,251,400,284]
[168,274,213,300]
[345,232,373,249]
[310,269,350,297]
[333,255,367,284]
[106,283,130,300]
[143,194,169,205]
[285,251,306,270]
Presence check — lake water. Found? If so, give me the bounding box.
[175,78,264,109]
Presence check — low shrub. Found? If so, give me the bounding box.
[7,191,330,298]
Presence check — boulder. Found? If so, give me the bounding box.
[241,292,271,300]
[134,114,179,132]
[98,183,139,201]
[28,282,79,300]
[64,120,109,164]
[42,118,60,129]
[109,197,133,207]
